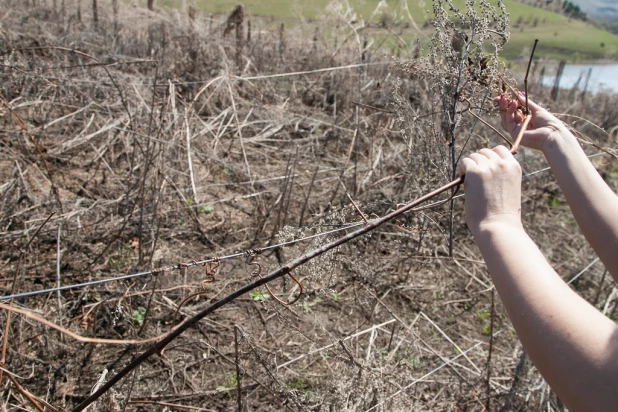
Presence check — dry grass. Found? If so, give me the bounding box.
[1,1,618,411]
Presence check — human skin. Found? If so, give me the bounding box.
[459,95,618,411]
[500,94,618,281]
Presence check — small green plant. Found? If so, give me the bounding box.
[302,297,323,313]
[108,247,132,271]
[251,290,269,302]
[199,205,214,214]
[408,357,422,369]
[288,377,312,394]
[331,291,341,301]
[131,307,147,326]
[217,372,238,398]
[546,195,561,207]
[477,308,492,335]
[476,308,489,321]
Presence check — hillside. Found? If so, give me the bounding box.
[175,0,618,60]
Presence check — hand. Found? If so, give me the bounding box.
[459,146,523,234]
[497,93,572,153]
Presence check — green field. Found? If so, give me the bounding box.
[157,0,618,60]
[502,0,618,59]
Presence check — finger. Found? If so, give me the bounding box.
[479,147,500,161]
[514,109,524,125]
[517,92,544,114]
[505,99,520,136]
[458,157,476,176]
[511,99,526,124]
[469,152,490,167]
[492,145,514,159]
[497,96,509,130]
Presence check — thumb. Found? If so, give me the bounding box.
[517,93,544,115]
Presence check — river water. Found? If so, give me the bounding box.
[540,63,618,94]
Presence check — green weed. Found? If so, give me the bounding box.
[251,290,270,302]
[131,307,147,326]
[288,377,312,394]
[546,195,561,207]
[302,297,323,312]
[408,357,423,369]
[217,372,238,397]
[476,308,490,321]
[199,205,214,214]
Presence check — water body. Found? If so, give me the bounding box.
[540,63,618,94]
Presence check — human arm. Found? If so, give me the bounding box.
[499,94,618,282]
[460,147,618,411]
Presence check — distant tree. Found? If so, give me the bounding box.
[514,15,524,27]
[562,0,587,21]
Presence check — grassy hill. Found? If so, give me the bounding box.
[160,0,618,60]
[504,0,618,60]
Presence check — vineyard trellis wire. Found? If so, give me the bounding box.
[2,145,616,303]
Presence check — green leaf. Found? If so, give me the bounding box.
[251,290,269,302]
[131,306,147,326]
[476,309,489,321]
[199,205,214,214]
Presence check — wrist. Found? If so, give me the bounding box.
[470,215,524,240]
[540,125,578,157]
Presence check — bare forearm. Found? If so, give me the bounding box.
[474,222,618,411]
[543,132,618,280]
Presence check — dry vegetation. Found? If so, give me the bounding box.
[1,0,618,411]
